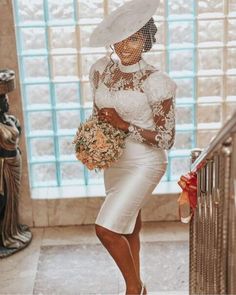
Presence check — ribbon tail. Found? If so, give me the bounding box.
[178,190,192,224]
[180,213,193,224]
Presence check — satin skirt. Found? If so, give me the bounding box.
[95,138,168,234]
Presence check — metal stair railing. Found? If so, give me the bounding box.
[189,111,236,295]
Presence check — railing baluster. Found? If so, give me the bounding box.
[190,150,201,295]
[228,134,236,295]
[189,122,235,294]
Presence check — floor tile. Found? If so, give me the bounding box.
[0,228,44,295]
[33,241,188,295]
[0,222,189,295]
[33,244,119,295]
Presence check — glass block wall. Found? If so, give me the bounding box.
[13,0,236,188]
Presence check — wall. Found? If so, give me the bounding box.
[0,0,33,226]
[0,0,181,228]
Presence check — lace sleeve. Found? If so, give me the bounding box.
[143,71,177,149]
[89,56,109,117]
[89,69,99,117]
[151,98,175,149]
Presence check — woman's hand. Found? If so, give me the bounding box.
[98,108,129,132]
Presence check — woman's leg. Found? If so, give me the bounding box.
[95,224,142,294]
[124,210,142,280]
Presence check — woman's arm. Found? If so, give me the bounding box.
[98,97,175,150]
[122,98,175,149]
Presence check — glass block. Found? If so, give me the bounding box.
[84,108,93,121]
[61,162,84,185]
[198,20,224,45]
[50,26,76,51]
[108,0,126,12]
[59,137,75,155]
[23,57,49,81]
[52,55,78,80]
[26,84,51,106]
[175,78,194,99]
[28,111,53,132]
[169,50,194,74]
[170,157,191,180]
[79,25,97,48]
[169,22,194,47]
[48,0,74,22]
[176,105,194,125]
[198,49,222,72]
[81,82,93,104]
[228,19,236,45]
[227,48,236,71]
[198,0,224,16]
[198,77,222,98]
[56,110,81,130]
[30,138,55,157]
[20,28,46,52]
[17,0,44,23]
[78,0,104,19]
[55,83,80,105]
[197,103,222,124]
[87,169,103,185]
[229,0,236,15]
[144,51,166,72]
[161,168,168,182]
[225,103,236,120]
[31,163,57,186]
[197,130,218,148]
[108,0,165,16]
[155,22,165,45]
[155,0,165,18]
[168,0,193,16]
[227,76,236,98]
[173,131,193,150]
[81,54,105,77]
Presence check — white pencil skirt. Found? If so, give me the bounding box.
[95,138,168,234]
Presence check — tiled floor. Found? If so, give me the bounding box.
[0,221,189,295]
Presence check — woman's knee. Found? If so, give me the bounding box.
[128,224,141,238]
[95,224,117,243]
[133,223,142,236]
[133,212,142,234]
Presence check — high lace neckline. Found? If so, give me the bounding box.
[118,59,147,73]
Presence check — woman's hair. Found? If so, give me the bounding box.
[139,17,158,52]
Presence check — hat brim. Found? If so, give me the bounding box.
[89,0,160,47]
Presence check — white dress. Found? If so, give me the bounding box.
[90,57,177,234]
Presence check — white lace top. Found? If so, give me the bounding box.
[89,56,177,150]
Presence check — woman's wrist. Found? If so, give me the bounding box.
[120,121,130,132]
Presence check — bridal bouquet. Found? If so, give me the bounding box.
[73,116,127,170]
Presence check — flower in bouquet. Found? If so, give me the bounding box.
[73,116,127,170]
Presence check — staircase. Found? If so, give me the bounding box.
[189,111,236,295]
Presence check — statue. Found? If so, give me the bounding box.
[0,69,32,258]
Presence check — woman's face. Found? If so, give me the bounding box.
[114,32,145,66]
[0,94,9,113]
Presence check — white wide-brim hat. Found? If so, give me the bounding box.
[89,0,160,47]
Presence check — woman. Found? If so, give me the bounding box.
[0,70,32,258]
[89,0,176,294]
